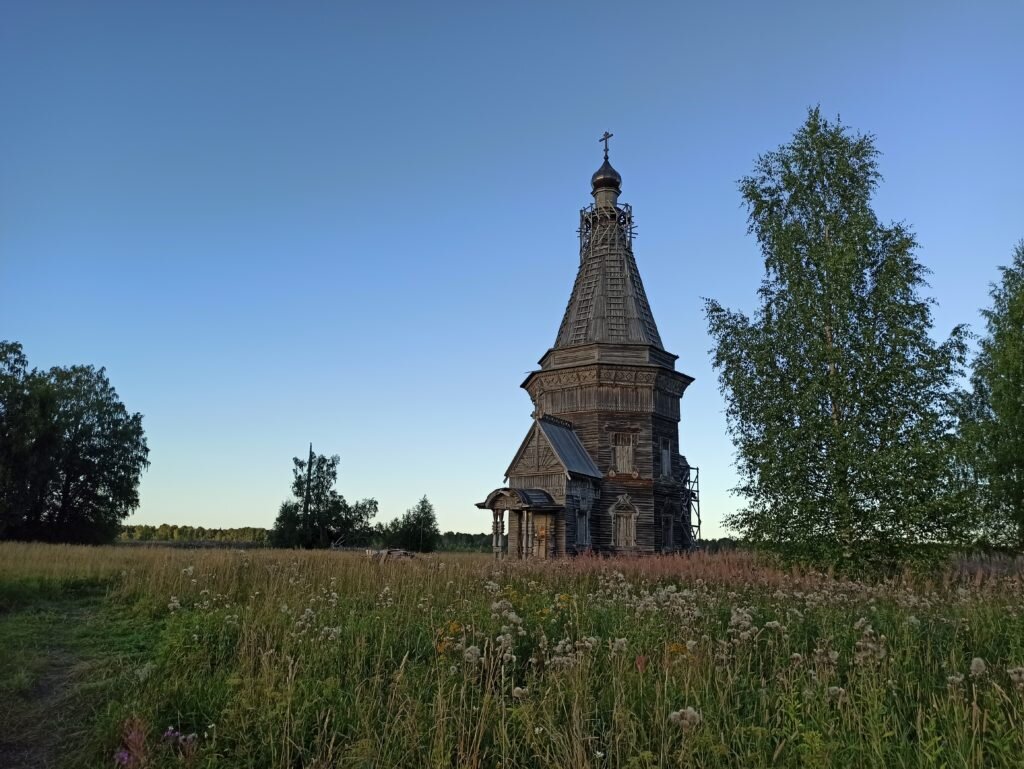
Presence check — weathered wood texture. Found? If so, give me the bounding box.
[479,156,696,557]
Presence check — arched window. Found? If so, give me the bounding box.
[610,494,638,549]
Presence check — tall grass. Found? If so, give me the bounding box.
[3,543,1024,768]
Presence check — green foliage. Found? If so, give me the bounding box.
[379,495,441,552]
[118,524,269,544]
[0,341,149,544]
[704,109,970,571]
[963,241,1024,547]
[438,530,491,551]
[269,447,377,548]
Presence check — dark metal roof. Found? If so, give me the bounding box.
[591,158,622,191]
[513,488,558,507]
[537,415,601,478]
[476,487,560,510]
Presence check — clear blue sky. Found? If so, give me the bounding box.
[2,1,1022,537]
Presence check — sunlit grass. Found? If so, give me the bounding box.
[2,543,1023,768]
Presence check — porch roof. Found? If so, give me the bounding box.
[476,487,562,511]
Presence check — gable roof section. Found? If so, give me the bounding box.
[505,415,601,481]
[537,416,601,478]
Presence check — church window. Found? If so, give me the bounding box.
[612,433,634,474]
[662,504,675,550]
[611,494,638,549]
[576,509,589,546]
[660,438,672,478]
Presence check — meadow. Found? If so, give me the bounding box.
[1,544,1023,768]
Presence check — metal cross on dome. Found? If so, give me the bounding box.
[599,131,613,159]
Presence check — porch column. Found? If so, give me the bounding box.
[519,510,526,559]
[498,510,505,560]
[491,509,500,560]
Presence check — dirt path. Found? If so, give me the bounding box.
[0,598,98,769]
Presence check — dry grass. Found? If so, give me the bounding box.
[2,543,1024,768]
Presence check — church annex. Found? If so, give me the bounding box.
[479,135,700,558]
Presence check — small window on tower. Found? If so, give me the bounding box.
[612,433,633,474]
[660,438,672,478]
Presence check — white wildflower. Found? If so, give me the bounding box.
[668,706,702,731]
[827,686,846,703]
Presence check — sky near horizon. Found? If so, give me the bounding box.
[2,1,1022,537]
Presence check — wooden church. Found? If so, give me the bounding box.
[478,136,700,558]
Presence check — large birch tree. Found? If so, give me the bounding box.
[705,109,968,570]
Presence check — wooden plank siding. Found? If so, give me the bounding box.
[479,165,695,559]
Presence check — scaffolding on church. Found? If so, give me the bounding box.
[685,466,702,545]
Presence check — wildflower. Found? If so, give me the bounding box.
[114,749,131,766]
[594,750,605,759]
[168,596,181,612]
[635,655,648,674]
[534,726,544,735]
[668,706,702,731]
[790,653,803,664]
[463,645,482,665]
[970,657,987,678]
[512,686,528,698]
[611,638,627,654]
[947,673,965,687]
[826,686,846,703]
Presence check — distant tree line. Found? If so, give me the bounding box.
[268,448,489,552]
[119,524,269,544]
[115,522,493,551]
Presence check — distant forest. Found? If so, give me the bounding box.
[119,524,494,551]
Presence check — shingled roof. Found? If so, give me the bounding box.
[553,165,663,350]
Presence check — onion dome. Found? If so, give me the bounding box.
[591,157,622,192]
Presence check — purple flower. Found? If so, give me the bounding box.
[114,749,131,766]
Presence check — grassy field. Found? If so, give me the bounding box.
[1,544,1023,768]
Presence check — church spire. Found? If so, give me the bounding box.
[553,138,663,350]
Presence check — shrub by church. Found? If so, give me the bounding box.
[479,138,699,558]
